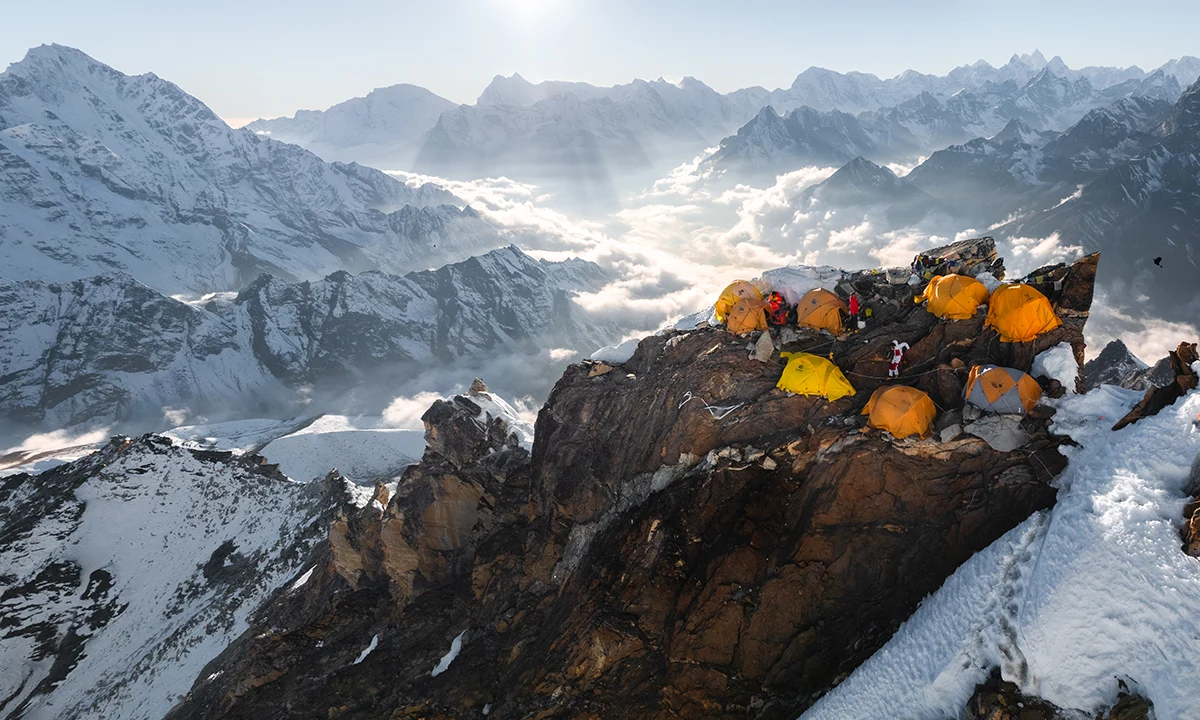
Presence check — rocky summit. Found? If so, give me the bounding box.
[158,241,1102,719]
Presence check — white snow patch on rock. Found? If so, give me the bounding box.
[759,265,844,305]
[289,566,315,592]
[352,634,378,665]
[591,337,641,364]
[431,630,466,677]
[1032,342,1080,393]
[471,392,535,451]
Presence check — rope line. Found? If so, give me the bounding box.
[677,391,744,420]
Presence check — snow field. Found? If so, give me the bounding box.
[803,387,1200,719]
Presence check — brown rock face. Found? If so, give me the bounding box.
[166,247,1098,720]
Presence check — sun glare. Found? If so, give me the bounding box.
[499,0,556,16]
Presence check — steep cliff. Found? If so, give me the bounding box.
[164,246,1100,719]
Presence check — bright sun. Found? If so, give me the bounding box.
[500,0,556,15]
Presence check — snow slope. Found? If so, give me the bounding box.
[258,414,426,483]
[0,436,338,720]
[801,385,1200,719]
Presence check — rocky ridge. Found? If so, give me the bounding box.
[164,241,1104,719]
[0,245,617,438]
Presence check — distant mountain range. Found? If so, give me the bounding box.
[0,246,615,439]
[242,83,458,170]
[742,77,1200,325]
[0,45,520,297]
[998,77,1200,322]
[245,50,1200,197]
[706,69,1183,181]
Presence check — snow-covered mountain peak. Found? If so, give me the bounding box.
[8,43,128,85]
[991,117,1046,146]
[1164,76,1200,141]
[0,434,339,719]
[476,72,537,106]
[1,43,225,139]
[1010,50,1049,70]
[0,45,485,295]
[1045,54,1070,76]
[831,155,899,187]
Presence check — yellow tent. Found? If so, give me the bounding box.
[776,352,856,400]
[715,280,768,334]
[861,385,937,439]
[964,365,1043,415]
[714,280,758,323]
[985,284,1062,342]
[795,288,847,335]
[916,274,991,320]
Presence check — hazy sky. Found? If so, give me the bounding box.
[3,0,1198,126]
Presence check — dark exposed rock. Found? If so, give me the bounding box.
[963,670,1154,720]
[963,670,1061,719]
[165,249,1099,720]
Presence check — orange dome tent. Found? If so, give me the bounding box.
[985,284,1062,342]
[964,365,1043,415]
[861,385,937,439]
[915,274,991,320]
[715,280,768,334]
[794,288,847,335]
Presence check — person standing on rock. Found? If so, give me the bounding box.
[888,340,909,378]
[849,293,860,329]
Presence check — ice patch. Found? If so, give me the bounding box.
[289,566,315,592]
[431,630,466,677]
[353,634,378,665]
[258,414,426,483]
[759,265,844,305]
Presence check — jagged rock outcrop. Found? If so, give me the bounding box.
[1112,341,1199,430]
[165,247,1098,720]
[963,671,1153,720]
[1183,452,1200,557]
[327,388,531,602]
